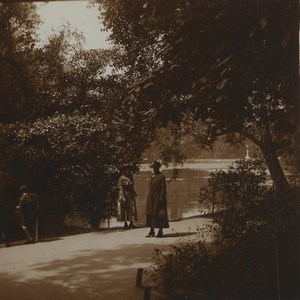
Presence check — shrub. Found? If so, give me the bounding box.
[206,159,276,275]
[151,158,285,299]
[151,239,210,298]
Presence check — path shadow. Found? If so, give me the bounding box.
[160,232,197,238]
[0,242,161,300]
[0,237,63,248]
[38,237,62,243]
[0,216,215,299]
[171,214,213,222]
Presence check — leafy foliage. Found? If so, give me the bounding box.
[151,240,209,298]
[199,158,269,212]
[0,3,149,228]
[0,2,40,122]
[151,159,299,298]
[97,0,298,197]
[204,159,275,272]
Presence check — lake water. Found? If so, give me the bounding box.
[133,159,236,225]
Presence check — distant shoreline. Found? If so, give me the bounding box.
[139,158,237,172]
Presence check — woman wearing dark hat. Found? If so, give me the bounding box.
[145,161,169,238]
[117,165,138,229]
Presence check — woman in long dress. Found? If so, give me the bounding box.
[145,161,169,238]
[117,165,138,229]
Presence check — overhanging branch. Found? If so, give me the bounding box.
[237,129,262,147]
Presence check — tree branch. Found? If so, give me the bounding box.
[237,129,262,148]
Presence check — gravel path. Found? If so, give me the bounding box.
[0,216,212,300]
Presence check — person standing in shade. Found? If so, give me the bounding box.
[145,161,169,238]
[117,165,138,229]
[16,185,38,243]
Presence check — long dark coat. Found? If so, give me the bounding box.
[145,172,169,228]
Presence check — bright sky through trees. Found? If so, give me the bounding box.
[36,0,110,49]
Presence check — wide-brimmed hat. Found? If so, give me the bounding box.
[149,160,161,168]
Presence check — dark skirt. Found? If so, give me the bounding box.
[146,214,169,228]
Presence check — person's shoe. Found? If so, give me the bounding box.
[146,230,155,237]
[156,230,163,238]
[124,222,128,229]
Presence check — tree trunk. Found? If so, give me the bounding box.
[260,131,299,299]
[260,131,291,200]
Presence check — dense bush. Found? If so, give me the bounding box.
[0,110,144,229]
[200,159,276,274]
[0,3,146,230]
[151,159,299,299]
[151,239,210,298]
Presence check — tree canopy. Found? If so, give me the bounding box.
[0,2,148,227]
[97,0,298,196]
[0,1,298,228]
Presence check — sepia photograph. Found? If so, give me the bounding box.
[0,0,299,299]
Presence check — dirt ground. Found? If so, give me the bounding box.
[0,216,212,300]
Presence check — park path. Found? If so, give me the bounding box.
[0,216,212,300]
